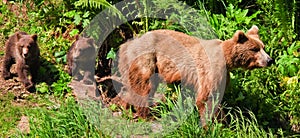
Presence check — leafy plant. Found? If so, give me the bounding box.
[206,3,261,39]
[74,0,114,9]
[277,41,300,76]
[50,71,72,98]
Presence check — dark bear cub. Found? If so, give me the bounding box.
[2,32,40,91]
[67,35,96,85]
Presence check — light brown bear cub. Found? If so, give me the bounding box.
[67,35,96,85]
[114,25,273,126]
[2,32,40,91]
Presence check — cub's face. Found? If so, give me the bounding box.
[16,34,38,59]
[233,25,273,69]
[72,37,95,62]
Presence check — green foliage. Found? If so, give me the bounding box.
[277,42,300,76]
[206,3,261,39]
[280,76,300,126]
[50,71,72,97]
[63,10,91,32]
[75,0,114,9]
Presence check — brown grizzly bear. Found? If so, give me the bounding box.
[2,32,40,91]
[110,25,273,126]
[67,35,96,85]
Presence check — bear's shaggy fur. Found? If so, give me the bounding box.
[2,32,40,91]
[113,25,273,126]
[67,35,96,85]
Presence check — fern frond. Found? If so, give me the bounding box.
[75,0,113,9]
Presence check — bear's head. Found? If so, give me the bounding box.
[16,33,38,59]
[229,25,273,69]
[72,36,95,62]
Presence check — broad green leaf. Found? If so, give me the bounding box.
[74,14,82,25]
[70,29,80,37]
[64,10,76,18]
[54,51,66,57]
[107,48,116,59]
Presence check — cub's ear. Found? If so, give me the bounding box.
[87,38,94,45]
[246,25,259,35]
[233,30,248,44]
[31,34,38,41]
[16,32,22,40]
[75,34,80,40]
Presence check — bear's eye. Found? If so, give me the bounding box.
[251,47,260,52]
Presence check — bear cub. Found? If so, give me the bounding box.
[67,35,96,85]
[2,32,40,91]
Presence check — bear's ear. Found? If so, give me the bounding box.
[246,25,259,35]
[31,34,38,41]
[233,30,248,44]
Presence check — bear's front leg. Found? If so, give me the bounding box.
[196,97,209,127]
[196,91,222,128]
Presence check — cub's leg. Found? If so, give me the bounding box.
[81,60,95,85]
[67,59,73,75]
[72,61,82,80]
[82,71,94,85]
[16,61,33,89]
[29,61,39,83]
[2,54,13,79]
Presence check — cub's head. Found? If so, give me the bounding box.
[71,36,95,61]
[16,33,38,59]
[231,25,273,69]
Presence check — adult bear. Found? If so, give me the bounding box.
[112,25,273,126]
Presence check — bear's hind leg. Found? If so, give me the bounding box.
[126,55,157,118]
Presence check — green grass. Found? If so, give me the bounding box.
[0,93,23,137]
[27,97,106,137]
[0,86,286,137]
[0,92,106,137]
